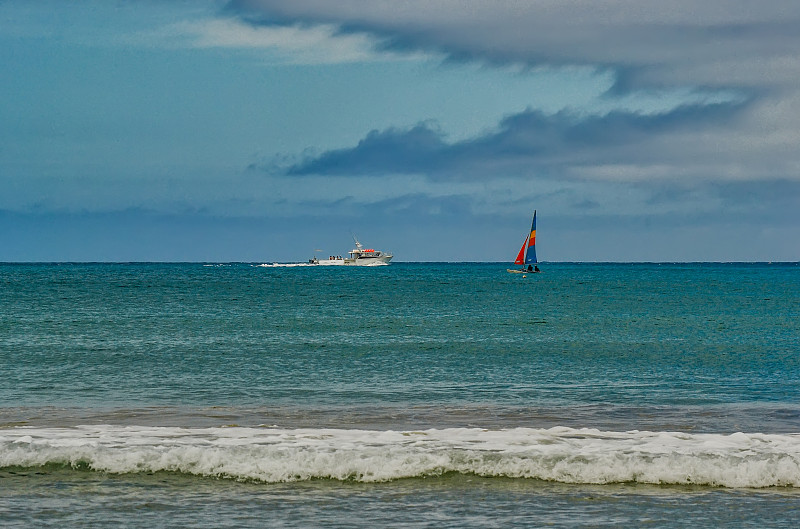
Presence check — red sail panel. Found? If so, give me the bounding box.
[514,237,527,265]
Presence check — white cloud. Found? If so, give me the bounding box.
[154,17,428,64]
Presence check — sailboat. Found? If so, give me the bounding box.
[507,211,540,274]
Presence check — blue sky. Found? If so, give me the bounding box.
[2,0,799,261]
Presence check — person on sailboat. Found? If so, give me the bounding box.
[534,265,540,272]
[527,265,533,272]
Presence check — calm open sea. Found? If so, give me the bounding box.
[1,262,799,527]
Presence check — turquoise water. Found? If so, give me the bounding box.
[1,262,799,527]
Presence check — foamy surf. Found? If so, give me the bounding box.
[257,262,389,267]
[2,426,799,487]
[257,263,317,267]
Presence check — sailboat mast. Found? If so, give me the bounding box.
[525,210,537,265]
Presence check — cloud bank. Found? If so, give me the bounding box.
[230,0,800,242]
[285,102,747,182]
[231,0,800,186]
[229,0,800,91]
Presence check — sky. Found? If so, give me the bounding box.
[2,0,799,262]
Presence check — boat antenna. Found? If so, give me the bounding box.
[351,233,363,249]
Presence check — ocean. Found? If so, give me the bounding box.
[1,262,798,527]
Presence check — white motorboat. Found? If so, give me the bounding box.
[309,237,392,266]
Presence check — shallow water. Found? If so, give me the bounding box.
[2,469,799,529]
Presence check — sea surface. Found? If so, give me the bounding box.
[1,262,799,527]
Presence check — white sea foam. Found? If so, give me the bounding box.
[256,261,388,267]
[2,426,799,487]
[257,263,316,267]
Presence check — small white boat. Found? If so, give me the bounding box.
[309,236,392,266]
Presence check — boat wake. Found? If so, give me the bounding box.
[257,263,316,268]
[257,261,389,268]
[3,426,799,487]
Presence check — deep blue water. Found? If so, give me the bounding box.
[1,262,799,527]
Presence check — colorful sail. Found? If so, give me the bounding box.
[514,237,527,265]
[525,210,537,264]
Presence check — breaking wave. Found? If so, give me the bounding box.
[2,426,799,488]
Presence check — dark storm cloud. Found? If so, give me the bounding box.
[286,102,745,179]
[287,124,447,176]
